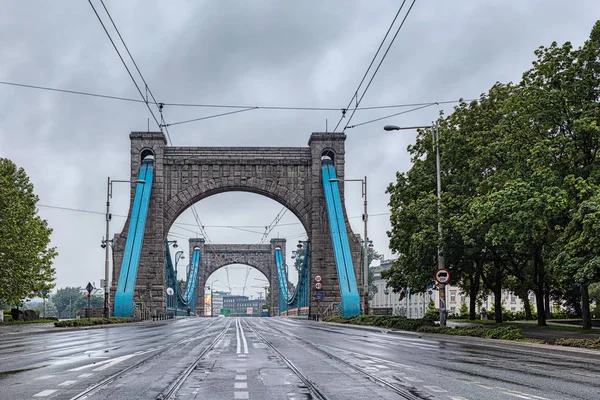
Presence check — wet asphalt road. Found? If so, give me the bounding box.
[0,317,599,400]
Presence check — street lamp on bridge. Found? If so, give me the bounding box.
[383,122,447,326]
[101,177,145,319]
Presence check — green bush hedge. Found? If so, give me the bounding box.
[323,315,434,331]
[555,338,600,349]
[484,326,523,340]
[54,317,137,327]
[417,325,486,337]
[4,318,58,325]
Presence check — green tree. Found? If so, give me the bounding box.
[0,159,57,307]
[52,287,81,319]
[459,301,468,317]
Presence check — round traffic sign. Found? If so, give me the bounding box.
[315,282,322,290]
[434,268,450,284]
[314,275,322,282]
[166,287,174,296]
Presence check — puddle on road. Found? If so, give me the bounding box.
[0,365,46,378]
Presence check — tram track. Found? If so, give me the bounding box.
[244,319,331,400]
[156,319,232,399]
[68,318,225,400]
[249,319,429,400]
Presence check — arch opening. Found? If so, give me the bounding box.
[204,264,270,317]
[140,148,155,161]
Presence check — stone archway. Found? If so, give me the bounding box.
[188,238,285,316]
[112,132,363,318]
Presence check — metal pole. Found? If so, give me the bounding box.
[434,121,447,326]
[363,176,369,315]
[104,177,111,318]
[210,286,213,317]
[43,296,46,319]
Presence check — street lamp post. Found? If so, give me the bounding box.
[102,177,145,318]
[328,177,369,315]
[384,123,446,326]
[174,250,185,314]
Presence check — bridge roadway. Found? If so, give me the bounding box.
[0,318,599,399]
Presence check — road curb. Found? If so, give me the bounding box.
[0,319,169,337]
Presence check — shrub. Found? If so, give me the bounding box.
[417,325,486,337]
[484,326,523,340]
[550,310,568,320]
[423,309,440,321]
[555,338,600,350]
[324,315,434,331]
[54,317,137,328]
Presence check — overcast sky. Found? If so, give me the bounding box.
[1,1,598,297]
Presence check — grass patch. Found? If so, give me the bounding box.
[2,318,59,325]
[54,317,137,327]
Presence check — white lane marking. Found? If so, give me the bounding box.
[449,397,469,400]
[78,373,93,378]
[58,380,77,387]
[501,393,534,399]
[93,354,136,371]
[235,375,247,380]
[235,382,248,389]
[239,320,249,354]
[495,388,548,400]
[404,376,423,382]
[34,375,55,380]
[423,386,447,393]
[236,318,242,354]
[234,392,249,399]
[237,354,247,358]
[236,369,247,373]
[33,390,57,397]
[374,364,389,369]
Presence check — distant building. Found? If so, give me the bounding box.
[222,295,266,317]
[211,291,229,316]
[369,259,553,318]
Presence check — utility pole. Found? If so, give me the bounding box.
[104,177,111,318]
[433,121,447,327]
[362,176,369,316]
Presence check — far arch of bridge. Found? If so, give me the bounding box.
[188,238,286,316]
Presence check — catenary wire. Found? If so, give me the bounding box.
[0,80,472,113]
[86,0,161,131]
[332,1,407,133]
[343,0,418,131]
[346,103,437,129]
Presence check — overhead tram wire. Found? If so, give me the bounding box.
[259,206,288,244]
[95,0,173,145]
[346,103,438,129]
[332,1,407,133]
[86,0,161,132]
[342,0,418,132]
[0,79,472,114]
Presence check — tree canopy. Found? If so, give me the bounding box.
[385,20,600,328]
[0,158,57,307]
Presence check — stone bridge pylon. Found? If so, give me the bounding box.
[112,131,362,318]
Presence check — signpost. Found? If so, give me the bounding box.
[434,268,450,325]
[86,282,93,319]
[220,309,231,315]
[41,290,48,319]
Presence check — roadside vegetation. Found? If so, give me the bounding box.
[383,20,600,329]
[54,317,137,327]
[324,316,600,350]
